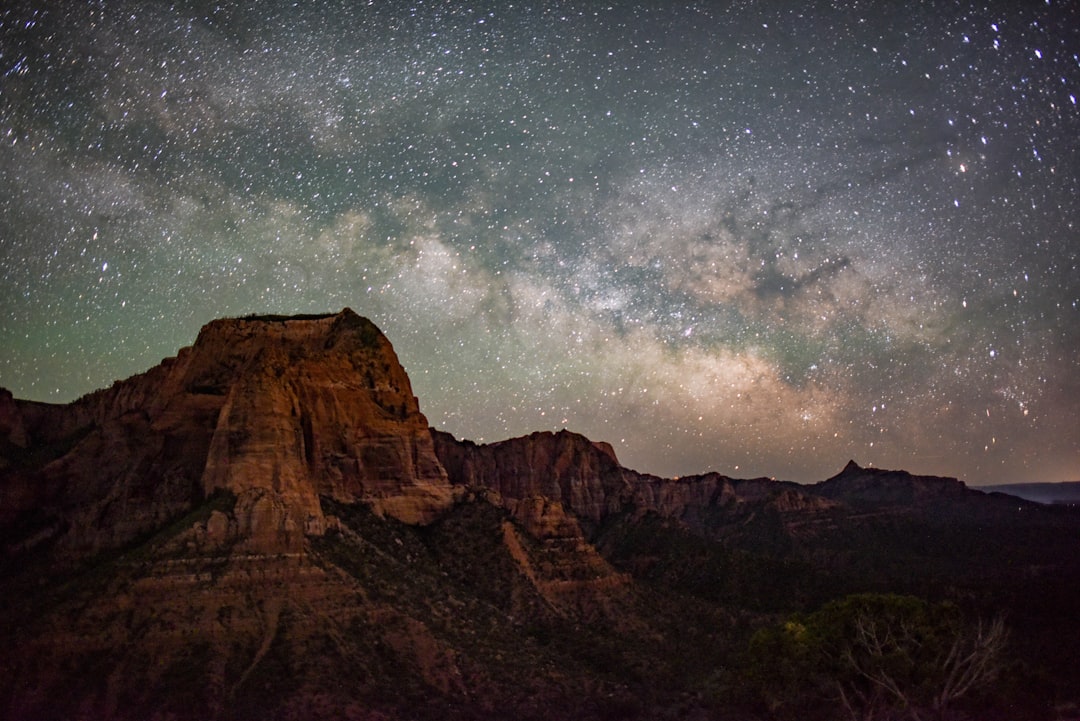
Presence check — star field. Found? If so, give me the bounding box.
[1,1,1078,484]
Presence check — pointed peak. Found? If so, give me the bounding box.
[841,459,863,475]
[334,307,368,326]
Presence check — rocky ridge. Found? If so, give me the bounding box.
[815,459,972,507]
[431,428,840,545]
[0,309,902,582]
[0,310,975,566]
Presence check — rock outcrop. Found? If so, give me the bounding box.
[432,429,632,532]
[813,459,971,507]
[0,309,458,558]
[431,428,835,542]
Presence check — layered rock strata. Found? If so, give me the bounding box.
[1,309,457,558]
[431,428,838,541]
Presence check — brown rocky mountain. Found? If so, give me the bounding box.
[1,310,1078,720]
[1,310,456,561]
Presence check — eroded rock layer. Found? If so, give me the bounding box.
[0,309,457,559]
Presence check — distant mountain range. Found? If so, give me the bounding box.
[974,481,1080,505]
[2,309,1078,720]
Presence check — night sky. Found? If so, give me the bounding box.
[2,1,1078,485]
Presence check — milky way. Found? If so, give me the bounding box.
[2,1,1078,484]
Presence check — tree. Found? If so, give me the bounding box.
[819,594,1007,720]
[738,594,1008,721]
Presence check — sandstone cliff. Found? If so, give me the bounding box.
[0,309,457,558]
[431,428,837,542]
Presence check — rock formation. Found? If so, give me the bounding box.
[0,310,925,567]
[814,459,971,507]
[1,309,458,560]
[431,428,837,542]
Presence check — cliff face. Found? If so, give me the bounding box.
[188,310,456,545]
[431,429,836,542]
[0,309,457,558]
[431,429,630,532]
